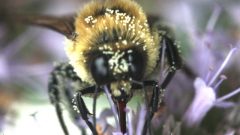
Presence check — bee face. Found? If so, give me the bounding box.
[89,47,147,85]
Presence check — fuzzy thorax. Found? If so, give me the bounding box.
[65,0,159,84]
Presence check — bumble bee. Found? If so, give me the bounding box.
[2,0,182,134]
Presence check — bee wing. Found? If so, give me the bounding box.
[1,12,76,39]
[4,13,157,39]
[16,14,76,39]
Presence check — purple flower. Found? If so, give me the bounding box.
[183,77,216,126]
[183,46,240,131]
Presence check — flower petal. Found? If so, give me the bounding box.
[183,78,216,126]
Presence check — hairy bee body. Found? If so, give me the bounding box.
[64,0,161,98]
[48,0,181,133]
[1,0,181,134]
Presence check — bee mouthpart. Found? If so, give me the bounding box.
[110,81,132,101]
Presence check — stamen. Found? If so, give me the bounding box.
[214,101,236,108]
[216,87,240,102]
[213,75,227,90]
[208,47,237,86]
[103,85,120,131]
[204,66,213,83]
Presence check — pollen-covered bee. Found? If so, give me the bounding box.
[1,0,182,134]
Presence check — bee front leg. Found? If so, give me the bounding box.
[142,25,183,135]
[141,80,160,135]
[74,86,99,135]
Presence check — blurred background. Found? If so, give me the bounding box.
[0,0,240,135]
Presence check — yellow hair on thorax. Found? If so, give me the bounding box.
[65,0,160,84]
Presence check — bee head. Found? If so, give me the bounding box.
[89,48,146,85]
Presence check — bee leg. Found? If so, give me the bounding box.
[141,80,160,135]
[74,86,99,135]
[142,26,183,134]
[142,74,177,134]
[64,87,87,135]
[158,24,182,75]
[49,87,69,135]
[48,64,70,135]
[75,93,97,135]
[48,63,91,135]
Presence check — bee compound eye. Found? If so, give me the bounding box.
[127,50,146,81]
[93,57,108,76]
[90,56,113,85]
